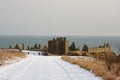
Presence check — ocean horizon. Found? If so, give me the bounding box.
[0,35,120,55]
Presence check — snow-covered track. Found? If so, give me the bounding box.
[0,56,102,80]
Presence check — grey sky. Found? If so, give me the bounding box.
[0,0,120,36]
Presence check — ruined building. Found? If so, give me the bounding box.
[88,43,111,53]
[15,43,24,50]
[48,37,69,55]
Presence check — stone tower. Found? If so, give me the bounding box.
[48,37,69,55]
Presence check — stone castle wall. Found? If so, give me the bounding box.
[88,43,110,53]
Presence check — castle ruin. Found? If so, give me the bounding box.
[15,43,24,50]
[88,43,111,53]
[48,37,69,55]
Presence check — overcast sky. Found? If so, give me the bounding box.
[0,0,120,36]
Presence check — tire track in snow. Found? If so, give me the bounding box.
[0,59,25,75]
[0,56,35,80]
[0,56,102,80]
[11,57,36,80]
[0,59,30,79]
[55,58,102,80]
[54,59,73,80]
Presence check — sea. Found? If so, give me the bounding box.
[0,36,120,55]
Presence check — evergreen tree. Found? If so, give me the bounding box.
[27,45,30,50]
[69,42,76,51]
[82,44,88,52]
[9,44,12,49]
[15,44,18,49]
[34,44,37,49]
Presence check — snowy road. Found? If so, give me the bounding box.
[0,56,102,80]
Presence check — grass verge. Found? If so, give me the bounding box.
[0,51,26,66]
[62,56,119,80]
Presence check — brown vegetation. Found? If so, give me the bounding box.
[0,51,26,66]
[67,51,82,56]
[62,56,120,80]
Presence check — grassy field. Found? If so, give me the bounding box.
[62,56,120,80]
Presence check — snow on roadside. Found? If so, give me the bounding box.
[56,57,103,80]
[0,56,30,74]
[4,57,23,65]
[0,57,23,70]
[70,56,95,61]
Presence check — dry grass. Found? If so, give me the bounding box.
[62,56,119,80]
[0,51,26,66]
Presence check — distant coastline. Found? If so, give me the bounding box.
[0,36,120,55]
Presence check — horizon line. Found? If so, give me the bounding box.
[0,35,120,37]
